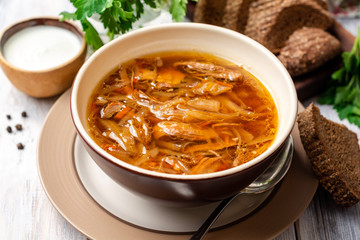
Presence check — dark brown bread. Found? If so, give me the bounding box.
[245,0,282,46]
[194,0,332,53]
[297,103,360,207]
[194,0,253,32]
[245,0,333,53]
[193,0,228,26]
[193,0,336,76]
[223,0,252,33]
[278,27,342,76]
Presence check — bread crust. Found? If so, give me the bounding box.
[297,103,360,207]
[278,27,342,76]
[245,0,333,53]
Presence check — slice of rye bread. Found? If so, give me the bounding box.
[245,0,281,46]
[278,27,342,77]
[194,0,329,42]
[297,103,360,207]
[193,0,228,26]
[245,0,333,53]
[222,0,253,33]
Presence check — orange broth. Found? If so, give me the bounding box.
[87,51,278,175]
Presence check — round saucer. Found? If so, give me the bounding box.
[37,90,318,239]
[74,135,275,233]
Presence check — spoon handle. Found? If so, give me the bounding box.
[190,194,238,240]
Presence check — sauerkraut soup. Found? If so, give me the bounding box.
[87,51,278,175]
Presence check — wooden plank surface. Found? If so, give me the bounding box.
[296,188,360,240]
[0,1,359,239]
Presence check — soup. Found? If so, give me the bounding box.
[87,51,278,175]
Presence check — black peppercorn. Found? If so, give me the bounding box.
[21,111,27,118]
[15,124,23,131]
[6,126,12,133]
[6,114,11,120]
[17,143,24,150]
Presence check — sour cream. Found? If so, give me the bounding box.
[3,25,82,71]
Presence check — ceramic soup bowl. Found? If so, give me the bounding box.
[71,23,297,207]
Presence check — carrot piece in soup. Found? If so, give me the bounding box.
[113,106,131,120]
[156,68,185,84]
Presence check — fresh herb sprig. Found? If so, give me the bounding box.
[61,0,195,51]
[318,27,360,127]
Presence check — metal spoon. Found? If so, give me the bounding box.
[190,136,294,240]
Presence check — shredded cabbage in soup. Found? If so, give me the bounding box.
[87,51,278,175]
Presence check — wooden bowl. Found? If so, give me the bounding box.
[0,17,87,98]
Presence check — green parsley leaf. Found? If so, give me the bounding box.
[135,0,145,19]
[348,114,360,126]
[317,86,335,105]
[59,11,77,21]
[143,0,157,9]
[170,0,188,22]
[100,0,135,38]
[319,27,360,128]
[62,0,196,51]
[81,18,104,50]
[354,89,360,108]
[72,0,108,19]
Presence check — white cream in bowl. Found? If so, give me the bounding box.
[3,25,82,71]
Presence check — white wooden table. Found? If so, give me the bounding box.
[0,1,359,239]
